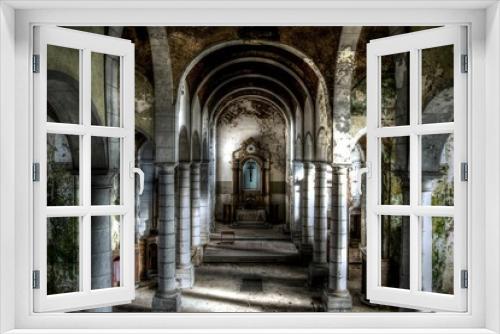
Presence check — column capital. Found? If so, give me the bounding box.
[156,162,176,173]
[303,161,316,170]
[178,161,191,170]
[91,172,116,187]
[331,163,351,172]
[315,161,329,171]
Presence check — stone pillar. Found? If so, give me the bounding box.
[292,161,303,246]
[208,159,216,231]
[231,160,239,222]
[263,160,271,217]
[309,162,329,287]
[152,164,180,311]
[199,162,210,245]
[176,162,194,288]
[134,169,145,283]
[300,162,315,260]
[90,174,115,312]
[421,177,434,291]
[191,162,203,265]
[324,165,352,311]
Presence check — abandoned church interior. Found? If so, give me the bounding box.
[44,26,457,313]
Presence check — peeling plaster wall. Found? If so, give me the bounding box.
[215,99,287,221]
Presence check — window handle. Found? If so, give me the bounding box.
[130,162,145,195]
[361,161,372,179]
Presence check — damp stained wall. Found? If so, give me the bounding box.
[215,98,287,221]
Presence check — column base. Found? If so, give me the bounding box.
[300,243,313,263]
[152,289,181,312]
[322,289,353,312]
[200,233,209,246]
[291,231,301,247]
[308,263,328,288]
[176,265,194,288]
[192,246,204,266]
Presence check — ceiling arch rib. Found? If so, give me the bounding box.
[193,57,311,109]
[179,40,327,105]
[213,91,291,129]
[204,75,300,120]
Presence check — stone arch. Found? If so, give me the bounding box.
[147,27,175,163]
[202,136,209,162]
[178,39,328,104]
[178,126,190,162]
[304,132,314,161]
[176,39,330,164]
[47,70,107,167]
[295,135,303,161]
[191,131,201,162]
[315,127,329,162]
[333,26,362,165]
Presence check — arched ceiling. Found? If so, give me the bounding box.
[186,42,320,103]
[205,75,298,114]
[181,40,327,125]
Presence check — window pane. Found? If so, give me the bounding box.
[421,134,454,206]
[421,216,454,294]
[91,137,121,205]
[91,215,121,289]
[381,137,410,205]
[380,215,410,289]
[91,52,121,127]
[421,45,454,124]
[47,45,80,124]
[47,217,80,295]
[380,52,410,127]
[47,134,80,206]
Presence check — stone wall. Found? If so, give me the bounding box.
[215,98,287,222]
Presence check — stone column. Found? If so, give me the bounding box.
[152,164,180,311]
[208,159,216,231]
[190,162,203,265]
[199,162,210,245]
[292,161,303,246]
[90,174,115,312]
[176,162,194,288]
[231,160,239,222]
[324,165,352,311]
[134,167,144,283]
[300,162,315,260]
[309,162,329,287]
[263,160,271,217]
[421,177,434,291]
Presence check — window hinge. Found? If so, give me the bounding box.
[32,270,40,289]
[461,54,468,73]
[32,55,40,73]
[461,162,468,182]
[461,269,468,289]
[32,162,40,182]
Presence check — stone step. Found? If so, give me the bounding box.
[231,221,272,229]
[203,240,299,264]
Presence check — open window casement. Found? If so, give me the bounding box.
[366,26,468,312]
[33,26,138,312]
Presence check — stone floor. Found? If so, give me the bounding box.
[114,222,397,312]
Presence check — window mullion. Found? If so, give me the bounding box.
[409,48,420,292]
[81,48,92,293]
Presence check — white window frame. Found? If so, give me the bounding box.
[366,26,468,312]
[0,1,498,333]
[32,26,136,312]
